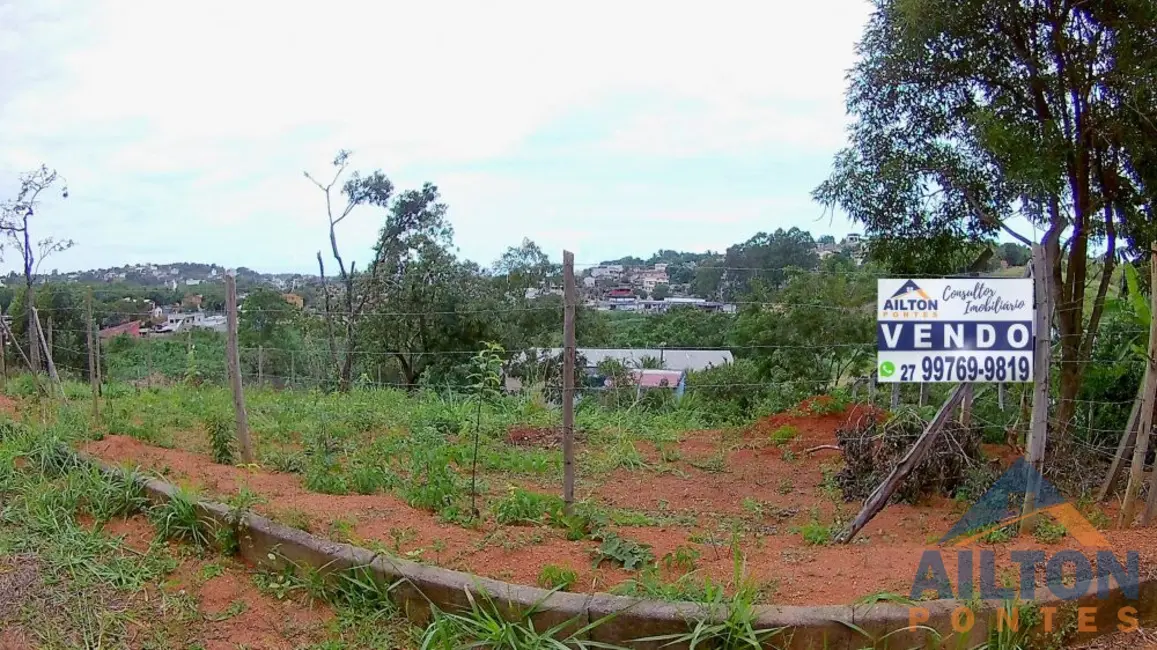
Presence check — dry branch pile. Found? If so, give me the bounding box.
[835,407,984,504]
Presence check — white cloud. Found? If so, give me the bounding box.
[0,0,871,272]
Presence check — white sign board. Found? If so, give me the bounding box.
[876,278,1035,383]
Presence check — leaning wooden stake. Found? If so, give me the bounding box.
[31,307,62,396]
[86,289,99,420]
[0,317,46,397]
[1021,244,1052,533]
[1097,388,1141,502]
[1124,244,1157,527]
[836,383,970,544]
[562,251,577,515]
[225,271,255,464]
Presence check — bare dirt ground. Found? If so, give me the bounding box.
[80,403,1157,609]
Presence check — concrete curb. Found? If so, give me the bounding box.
[80,452,1154,649]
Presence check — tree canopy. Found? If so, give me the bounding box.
[814,0,1157,433]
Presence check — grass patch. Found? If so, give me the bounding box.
[769,425,799,446]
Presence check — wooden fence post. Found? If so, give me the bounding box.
[258,345,265,386]
[869,372,878,403]
[86,289,99,420]
[562,251,576,515]
[1,328,7,390]
[890,382,900,410]
[998,383,1006,411]
[1123,243,1157,527]
[1021,243,1052,533]
[225,271,254,464]
[1099,389,1141,501]
[918,382,928,407]
[31,308,61,396]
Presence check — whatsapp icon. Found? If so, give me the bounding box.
[879,361,896,378]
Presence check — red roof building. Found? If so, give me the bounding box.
[99,320,142,340]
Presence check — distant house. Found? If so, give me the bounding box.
[635,269,668,291]
[185,278,202,286]
[540,347,733,373]
[100,321,142,340]
[282,293,304,309]
[182,294,203,310]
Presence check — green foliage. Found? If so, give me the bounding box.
[536,565,578,591]
[402,427,461,515]
[149,486,211,548]
[733,256,874,392]
[796,514,835,546]
[612,567,724,603]
[1033,518,1067,545]
[419,588,615,650]
[591,532,654,570]
[768,425,799,446]
[493,487,564,526]
[203,411,235,465]
[661,545,701,573]
[636,569,783,650]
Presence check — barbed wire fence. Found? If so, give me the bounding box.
[2,261,1150,513]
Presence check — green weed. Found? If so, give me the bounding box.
[1033,518,1067,544]
[149,486,212,548]
[537,564,578,591]
[203,411,235,465]
[592,532,654,570]
[493,487,564,525]
[769,425,799,446]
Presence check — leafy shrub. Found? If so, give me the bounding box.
[348,460,397,495]
[494,487,564,525]
[203,411,235,465]
[682,360,769,425]
[1034,518,1067,544]
[401,428,461,513]
[537,564,578,591]
[304,459,350,495]
[592,532,654,570]
[769,425,799,446]
[796,515,834,546]
[262,448,308,474]
[661,545,701,573]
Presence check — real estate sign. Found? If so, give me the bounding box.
[876,278,1035,383]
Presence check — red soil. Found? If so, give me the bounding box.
[81,404,1157,606]
[81,514,334,649]
[506,426,561,447]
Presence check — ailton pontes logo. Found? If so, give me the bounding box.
[906,459,1142,635]
[883,280,940,313]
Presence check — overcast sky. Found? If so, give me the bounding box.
[0,0,874,274]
